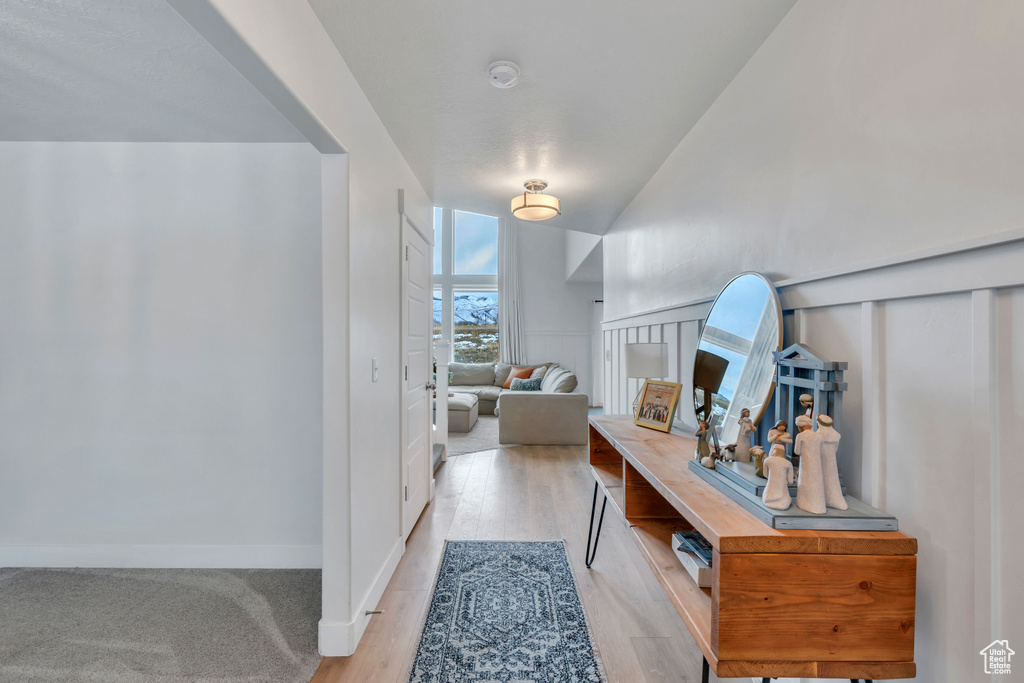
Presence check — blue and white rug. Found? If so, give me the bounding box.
[409,540,606,683]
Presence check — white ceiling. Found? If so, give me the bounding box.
[309,0,795,234]
[0,0,303,142]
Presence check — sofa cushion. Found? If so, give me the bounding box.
[540,365,578,393]
[551,371,578,393]
[530,365,548,380]
[449,362,495,386]
[495,362,548,386]
[540,366,567,392]
[502,365,534,388]
[510,377,543,391]
[447,393,479,410]
[494,363,512,387]
[449,384,503,403]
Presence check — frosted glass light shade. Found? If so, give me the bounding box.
[625,343,668,379]
[511,192,560,221]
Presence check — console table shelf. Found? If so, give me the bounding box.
[587,415,917,680]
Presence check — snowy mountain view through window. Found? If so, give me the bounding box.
[434,207,500,364]
[434,291,498,363]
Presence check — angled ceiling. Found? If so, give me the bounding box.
[0,0,303,142]
[309,0,795,234]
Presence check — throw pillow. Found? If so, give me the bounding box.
[493,363,512,387]
[510,377,543,391]
[502,365,534,388]
[529,365,548,380]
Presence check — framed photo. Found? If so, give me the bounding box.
[634,379,683,432]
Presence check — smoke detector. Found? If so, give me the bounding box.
[488,61,520,88]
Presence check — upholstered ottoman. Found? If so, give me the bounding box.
[447,393,479,433]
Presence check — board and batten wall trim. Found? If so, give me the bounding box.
[523,332,594,404]
[602,231,1022,677]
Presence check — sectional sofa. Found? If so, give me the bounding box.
[447,361,589,445]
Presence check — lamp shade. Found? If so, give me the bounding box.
[511,192,560,221]
[625,343,668,379]
[694,349,729,394]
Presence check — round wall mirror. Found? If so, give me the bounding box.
[693,272,782,445]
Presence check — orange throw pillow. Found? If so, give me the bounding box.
[502,366,534,389]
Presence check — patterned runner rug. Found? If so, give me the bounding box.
[408,540,606,683]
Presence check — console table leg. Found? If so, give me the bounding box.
[701,656,710,683]
[584,481,607,569]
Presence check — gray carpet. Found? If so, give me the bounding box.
[0,568,321,683]
[446,415,499,456]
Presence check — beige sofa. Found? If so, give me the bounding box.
[446,361,589,445]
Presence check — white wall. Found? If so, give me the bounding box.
[602,1,1023,680]
[168,0,433,656]
[0,142,323,568]
[517,223,602,402]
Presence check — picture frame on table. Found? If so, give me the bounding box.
[634,379,683,433]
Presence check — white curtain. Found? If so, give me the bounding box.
[498,217,525,364]
[720,298,779,444]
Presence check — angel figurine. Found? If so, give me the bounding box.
[733,408,754,462]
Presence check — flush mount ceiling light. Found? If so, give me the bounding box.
[511,180,560,221]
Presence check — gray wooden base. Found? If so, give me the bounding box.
[687,459,897,531]
[716,460,847,497]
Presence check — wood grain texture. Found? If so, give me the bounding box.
[589,415,918,680]
[590,415,917,555]
[716,553,916,662]
[590,424,622,466]
[624,460,683,520]
[631,521,712,661]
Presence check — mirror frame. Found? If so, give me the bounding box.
[693,271,783,438]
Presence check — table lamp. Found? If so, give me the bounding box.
[625,342,668,417]
[693,349,729,424]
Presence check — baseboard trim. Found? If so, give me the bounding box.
[0,544,322,568]
[318,536,404,656]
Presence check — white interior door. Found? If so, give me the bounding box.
[401,215,433,537]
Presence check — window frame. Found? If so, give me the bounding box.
[433,208,499,363]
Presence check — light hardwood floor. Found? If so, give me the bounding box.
[310,444,725,683]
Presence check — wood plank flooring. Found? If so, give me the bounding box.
[310,444,727,683]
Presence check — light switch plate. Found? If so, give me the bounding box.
[372,358,379,382]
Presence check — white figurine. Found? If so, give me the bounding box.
[793,415,826,514]
[800,393,814,417]
[817,414,848,510]
[762,443,794,510]
[733,408,754,462]
[767,420,792,455]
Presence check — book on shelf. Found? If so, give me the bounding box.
[674,530,713,566]
[673,531,712,588]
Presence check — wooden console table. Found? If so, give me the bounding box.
[586,415,917,681]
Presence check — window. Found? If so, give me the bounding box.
[454,211,498,275]
[433,209,499,363]
[453,291,498,363]
[433,289,443,344]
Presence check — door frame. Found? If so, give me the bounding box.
[399,196,435,540]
